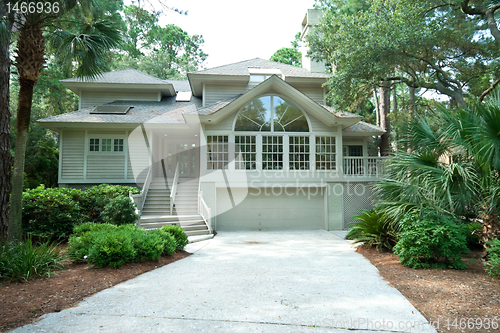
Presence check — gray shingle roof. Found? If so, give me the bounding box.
[163,79,191,92]
[39,97,202,124]
[319,104,360,118]
[187,95,243,115]
[191,58,330,78]
[61,69,170,85]
[343,121,385,133]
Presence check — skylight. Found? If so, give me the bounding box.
[176,91,192,102]
[90,106,133,114]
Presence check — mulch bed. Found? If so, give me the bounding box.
[356,246,500,333]
[0,250,190,333]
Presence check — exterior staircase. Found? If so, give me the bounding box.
[139,177,211,237]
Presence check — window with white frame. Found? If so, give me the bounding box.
[289,136,310,170]
[316,136,336,170]
[235,135,256,170]
[262,136,283,170]
[89,137,125,153]
[207,135,228,169]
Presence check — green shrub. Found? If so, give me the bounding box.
[22,185,82,240]
[161,225,188,250]
[148,228,176,256]
[87,228,137,268]
[101,196,138,225]
[393,211,469,269]
[132,229,165,262]
[346,208,397,252]
[72,222,117,236]
[79,184,139,223]
[0,238,65,282]
[484,238,500,278]
[67,231,96,263]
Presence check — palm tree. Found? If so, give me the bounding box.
[376,99,500,244]
[8,0,121,240]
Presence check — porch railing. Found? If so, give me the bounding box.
[170,162,180,214]
[130,165,152,219]
[198,191,212,234]
[343,157,387,177]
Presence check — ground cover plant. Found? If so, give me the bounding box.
[345,208,397,252]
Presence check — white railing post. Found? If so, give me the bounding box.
[170,162,180,215]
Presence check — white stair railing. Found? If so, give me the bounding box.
[170,162,180,215]
[198,191,212,234]
[130,166,152,226]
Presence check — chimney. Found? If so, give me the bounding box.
[300,9,326,74]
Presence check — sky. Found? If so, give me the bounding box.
[128,0,317,69]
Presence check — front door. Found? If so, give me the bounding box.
[164,140,199,178]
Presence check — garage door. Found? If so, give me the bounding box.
[216,187,325,231]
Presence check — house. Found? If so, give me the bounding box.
[38,11,386,235]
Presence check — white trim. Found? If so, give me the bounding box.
[124,130,129,179]
[283,135,289,171]
[58,130,63,182]
[59,179,137,184]
[202,82,206,107]
[83,130,88,180]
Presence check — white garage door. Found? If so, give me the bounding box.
[216,188,325,231]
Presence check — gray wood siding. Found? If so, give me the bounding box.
[204,84,248,106]
[81,91,159,109]
[289,84,325,104]
[86,155,126,179]
[61,131,85,179]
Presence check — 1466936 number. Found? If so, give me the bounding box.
[7,1,60,14]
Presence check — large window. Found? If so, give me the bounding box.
[289,136,310,170]
[234,96,309,132]
[207,135,228,170]
[235,136,256,170]
[262,136,283,170]
[316,137,336,170]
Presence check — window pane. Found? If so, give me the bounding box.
[316,136,336,170]
[289,136,310,170]
[90,138,99,152]
[273,96,309,132]
[262,136,283,170]
[207,135,229,169]
[102,139,112,152]
[235,136,256,170]
[234,96,271,131]
[114,139,124,152]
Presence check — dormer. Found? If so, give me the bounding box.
[61,69,176,109]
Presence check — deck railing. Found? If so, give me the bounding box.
[198,191,212,234]
[170,162,180,214]
[343,156,387,177]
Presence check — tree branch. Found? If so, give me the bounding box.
[479,78,500,102]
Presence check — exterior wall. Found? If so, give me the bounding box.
[80,90,160,109]
[60,130,85,179]
[59,129,137,184]
[203,83,325,108]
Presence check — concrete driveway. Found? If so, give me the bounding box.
[11,231,437,332]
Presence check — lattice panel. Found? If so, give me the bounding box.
[343,182,375,230]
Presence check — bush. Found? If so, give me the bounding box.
[78,184,139,223]
[22,185,82,240]
[161,225,188,250]
[484,238,500,278]
[87,228,137,268]
[0,238,65,282]
[72,222,117,236]
[346,208,397,252]
[101,196,138,225]
[148,228,176,256]
[132,229,165,262]
[464,221,482,250]
[393,211,469,269]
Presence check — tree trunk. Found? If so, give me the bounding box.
[379,81,391,156]
[408,86,416,117]
[0,3,13,239]
[392,83,398,152]
[373,88,380,127]
[8,79,35,240]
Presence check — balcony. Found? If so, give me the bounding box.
[343,157,387,178]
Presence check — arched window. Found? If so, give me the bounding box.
[234,96,309,132]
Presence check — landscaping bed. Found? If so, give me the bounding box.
[0,250,190,332]
[357,246,500,333]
